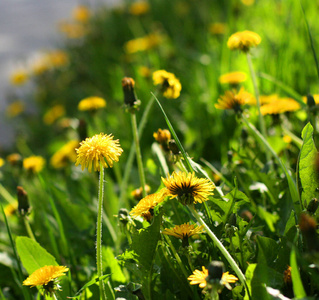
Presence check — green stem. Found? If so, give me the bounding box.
[188,206,249,298]
[23,217,36,241]
[97,164,107,300]
[131,112,147,198]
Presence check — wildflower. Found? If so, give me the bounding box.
[6,101,25,118]
[72,5,90,23]
[283,266,292,284]
[7,153,22,166]
[0,158,4,168]
[215,87,253,112]
[129,1,150,15]
[10,69,28,86]
[78,96,106,111]
[302,94,319,105]
[23,156,46,173]
[130,189,168,222]
[138,66,151,77]
[17,186,31,216]
[227,30,261,52]
[124,33,163,54]
[47,50,69,68]
[43,105,66,125]
[188,266,208,288]
[162,172,215,205]
[163,223,204,247]
[260,98,300,115]
[219,72,247,85]
[131,185,151,200]
[122,77,140,109]
[4,202,18,217]
[23,265,69,296]
[50,140,79,169]
[209,23,227,35]
[30,53,51,75]
[75,133,123,172]
[58,21,87,39]
[283,135,292,144]
[241,0,255,5]
[153,128,171,151]
[152,70,182,99]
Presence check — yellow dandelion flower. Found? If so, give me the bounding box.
[30,54,51,75]
[152,70,182,99]
[129,1,150,15]
[23,156,46,173]
[283,266,292,284]
[131,185,151,200]
[10,70,28,86]
[162,172,215,205]
[260,97,300,115]
[72,5,90,23]
[215,87,253,112]
[7,153,22,165]
[6,101,25,118]
[47,50,69,68]
[75,133,123,172]
[209,22,227,35]
[162,223,204,240]
[227,30,261,52]
[188,266,208,288]
[219,72,247,85]
[50,140,79,169]
[130,189,168,221]
[58,21,87,39]
[23,265,69,295]
[4,202,18,217]
[124,33,162,54]
[43,105,66,125]
[188,267,238,289]
[78,96,106,111]
[138,66,151,77]
[283,135,292,144]
[0,157,4,168]
[153,128,171,146]
[302,94,319,105]
[241,0,255,6]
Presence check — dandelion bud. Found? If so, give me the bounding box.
[307,94,316,108]
[307,198,319,214]
[153,129,171,152]
[168,139,180,155]
[207,261,225,282]
[78,119,87,142]
[122,77,140,110]
[17,186,31,216]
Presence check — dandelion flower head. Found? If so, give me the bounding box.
[260,97,300,115]
[227,30,261,52]
[6,101,25,118]
[0,158,4,168]
[129,1,150,15]
[162,172,215,205]
[130,189,168,222]
[75,133,123,172]
[219,72,247,85]
[10,69,28,86]
[78,96,106,111]
[124,33,163,54]
[43,105,66,125]
[162,223,204,240]
[23,265,69,292]
[4,201,18,217]
[215,87,253,112]
[72,5,90,23]
[23,156,46,173]
[209,23,227,35]
[153,70,182,99]
[7,153,22,166]
[50,140,79,169]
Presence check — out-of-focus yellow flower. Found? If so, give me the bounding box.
[23,156,46,173]
[50,140,79,169]
[47,50,69,68]
[152,70,182,99]
[283,266,292,284]
[10,70,28,86]
[215,87,254,112]
[227,30,261,52]
[6,101,25,118]
[258,94,279,105]
[78,96,106,111]
[162,172,215,205]
[0,158,4,168]
[43,105,66,125]
[153,128,171,143]
[260,98,300,115]
[130,189,168,222]
[283,135,292,144]
[72,5,91,23]
[209,23,227,35]
[302,94,319,105]
[75,133,123,172]
[131,185,151,200]
[129,1,150,15]
[138,66,151,77]
[219,72,247,85]
[58,21,87,39]
[241,0,255,6]
[124,33,163,54]
[7,153,22,166]
[4,201,18,217]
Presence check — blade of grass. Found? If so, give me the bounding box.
[290,247,306,298]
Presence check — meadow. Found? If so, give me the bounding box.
[1,0,319,299]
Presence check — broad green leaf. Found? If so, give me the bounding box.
[256,206,279,232]
[102,246,126,284]
[290,247,306,298]
[298,123,318,209]
[16,236,57,275]
[257,236,279,267]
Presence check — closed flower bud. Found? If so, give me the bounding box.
[122,77,141,111]
[168,139,180,155]
[17,186,31,216]
[307,94,316,108]
[307,198,319,214]
[207,261,225,282]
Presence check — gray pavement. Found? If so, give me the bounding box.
[0,0,117,150]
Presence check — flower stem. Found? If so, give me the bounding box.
[97,164,107,300]
[131,112,147,198]
[188,206,249,298]
[23,216,36,241]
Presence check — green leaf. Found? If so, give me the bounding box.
[16,236,58,275]
[256,206,279,232]
[290,247,306,298]
[102,246,126,284]
[298,122,318,209]
[256,236,279,267]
